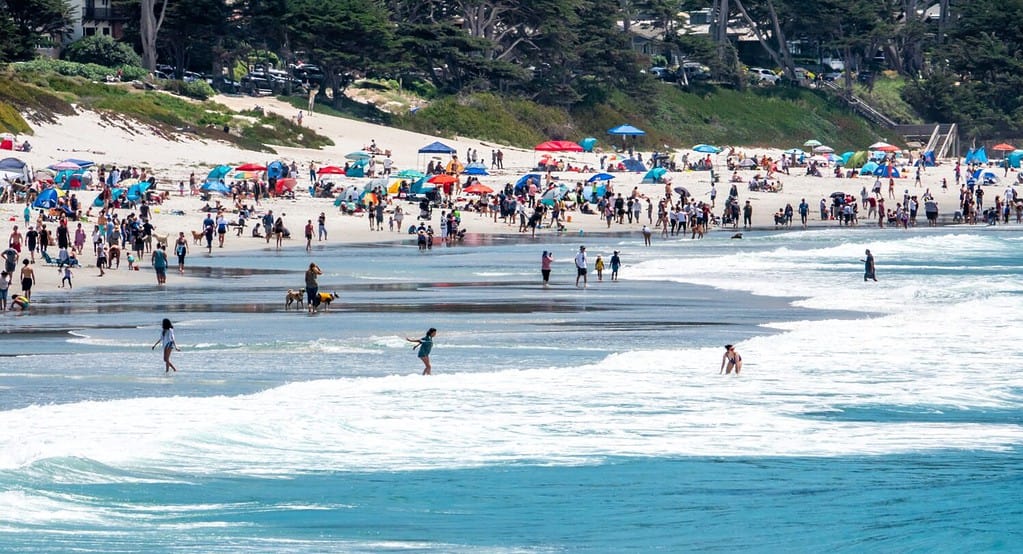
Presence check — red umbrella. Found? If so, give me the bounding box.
[992,143,1016,152]
[317,166,345,175]
[235,163,267,171]
[428,174,457,185]
[274,178,297,195]
[463,183,494,194]
[875,144,900,153]
[535,140,583,152]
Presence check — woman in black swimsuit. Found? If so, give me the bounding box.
[720,344,742,375]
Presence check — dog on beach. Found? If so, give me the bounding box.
[314,292,339,311]
[285,289,304,310]
[191,230,204,245]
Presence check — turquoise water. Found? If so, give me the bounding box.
[2,228,1022,551]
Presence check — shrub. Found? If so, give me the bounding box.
[63,36,142,69]
[12,59,147,82]
[0,101,31,134]
[161,79,216,100]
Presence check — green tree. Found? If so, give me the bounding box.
[0,0,72,61]
[285,0,394,106]
[63,35,143,67]
[157,0,229,76]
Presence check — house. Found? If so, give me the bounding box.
[67,0,129,42]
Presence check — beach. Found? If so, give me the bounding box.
[1,95,1022,551]
[4,93,1016,297]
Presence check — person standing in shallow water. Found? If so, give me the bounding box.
[152,318,180,372]
[720,344,742,375]
[862,249,878,282]
[406,327,437,375]
[540,250,553,287]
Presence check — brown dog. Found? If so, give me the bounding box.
[314,292,339,311]
[191,230,204,245]
[285,289,304,310]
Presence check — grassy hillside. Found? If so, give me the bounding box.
[0,68,333,152]
[392,84,888,152]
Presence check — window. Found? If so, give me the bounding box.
[102,27,110,36]
[85,27,97,36]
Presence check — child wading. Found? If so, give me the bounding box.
[405,327,437,375]
[152,318,181,372]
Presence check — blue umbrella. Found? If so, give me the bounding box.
[345,151,371,161]
[783,148,806,156]
[693,144,721,154]
[587,173,615,182]
[201,181,231,195]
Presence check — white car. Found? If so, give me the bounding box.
[748,67,780,84]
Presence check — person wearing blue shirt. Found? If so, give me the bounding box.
[405,328,437,375]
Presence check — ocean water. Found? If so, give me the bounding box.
[1,228,1021,552]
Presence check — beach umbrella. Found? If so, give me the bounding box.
[317,165,345,175]
[579,137,598,152]
[869,141,893,150]
[783,148,806,156]
[428,174,457,185]
[587,173,615,182]
[692,144,721,154]
[395,169,424,179]
[876,144,900,152]
[803,139,822,147]
[812,145,834,153]
[235,162,266,172]
[345,151,371,161]
[674,186,691,196]
[49,160,81,171]
[463,183,494,195]
[992,143,1015,152]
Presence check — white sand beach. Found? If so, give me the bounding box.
[2,93,1018,297]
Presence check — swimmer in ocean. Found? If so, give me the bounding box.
[720,344,742,375]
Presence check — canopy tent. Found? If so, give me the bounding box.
[587,172,615,182]
[535,140,583,152]
[418,141,457,154]
[235,162,266,172]
[607,124,645,136]
[579,137,598,152]
[641,167,668,183]
[0,157,31,183]
[692,144,721,154]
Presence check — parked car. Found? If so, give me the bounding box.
[209,76,241,94]
[290,63,324,85]
[648,67,676,81]
[681,62,711,82]
[748,67,780,85]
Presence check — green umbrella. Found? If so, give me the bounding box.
[345,151,371,161]
[395,169,424,179]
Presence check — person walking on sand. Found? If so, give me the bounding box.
[720,344,742,375]
[152,318,180,372]
[406,327,437,375]
[541,250,553,287]
[574,245,588,288]
[862,249,878,282]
